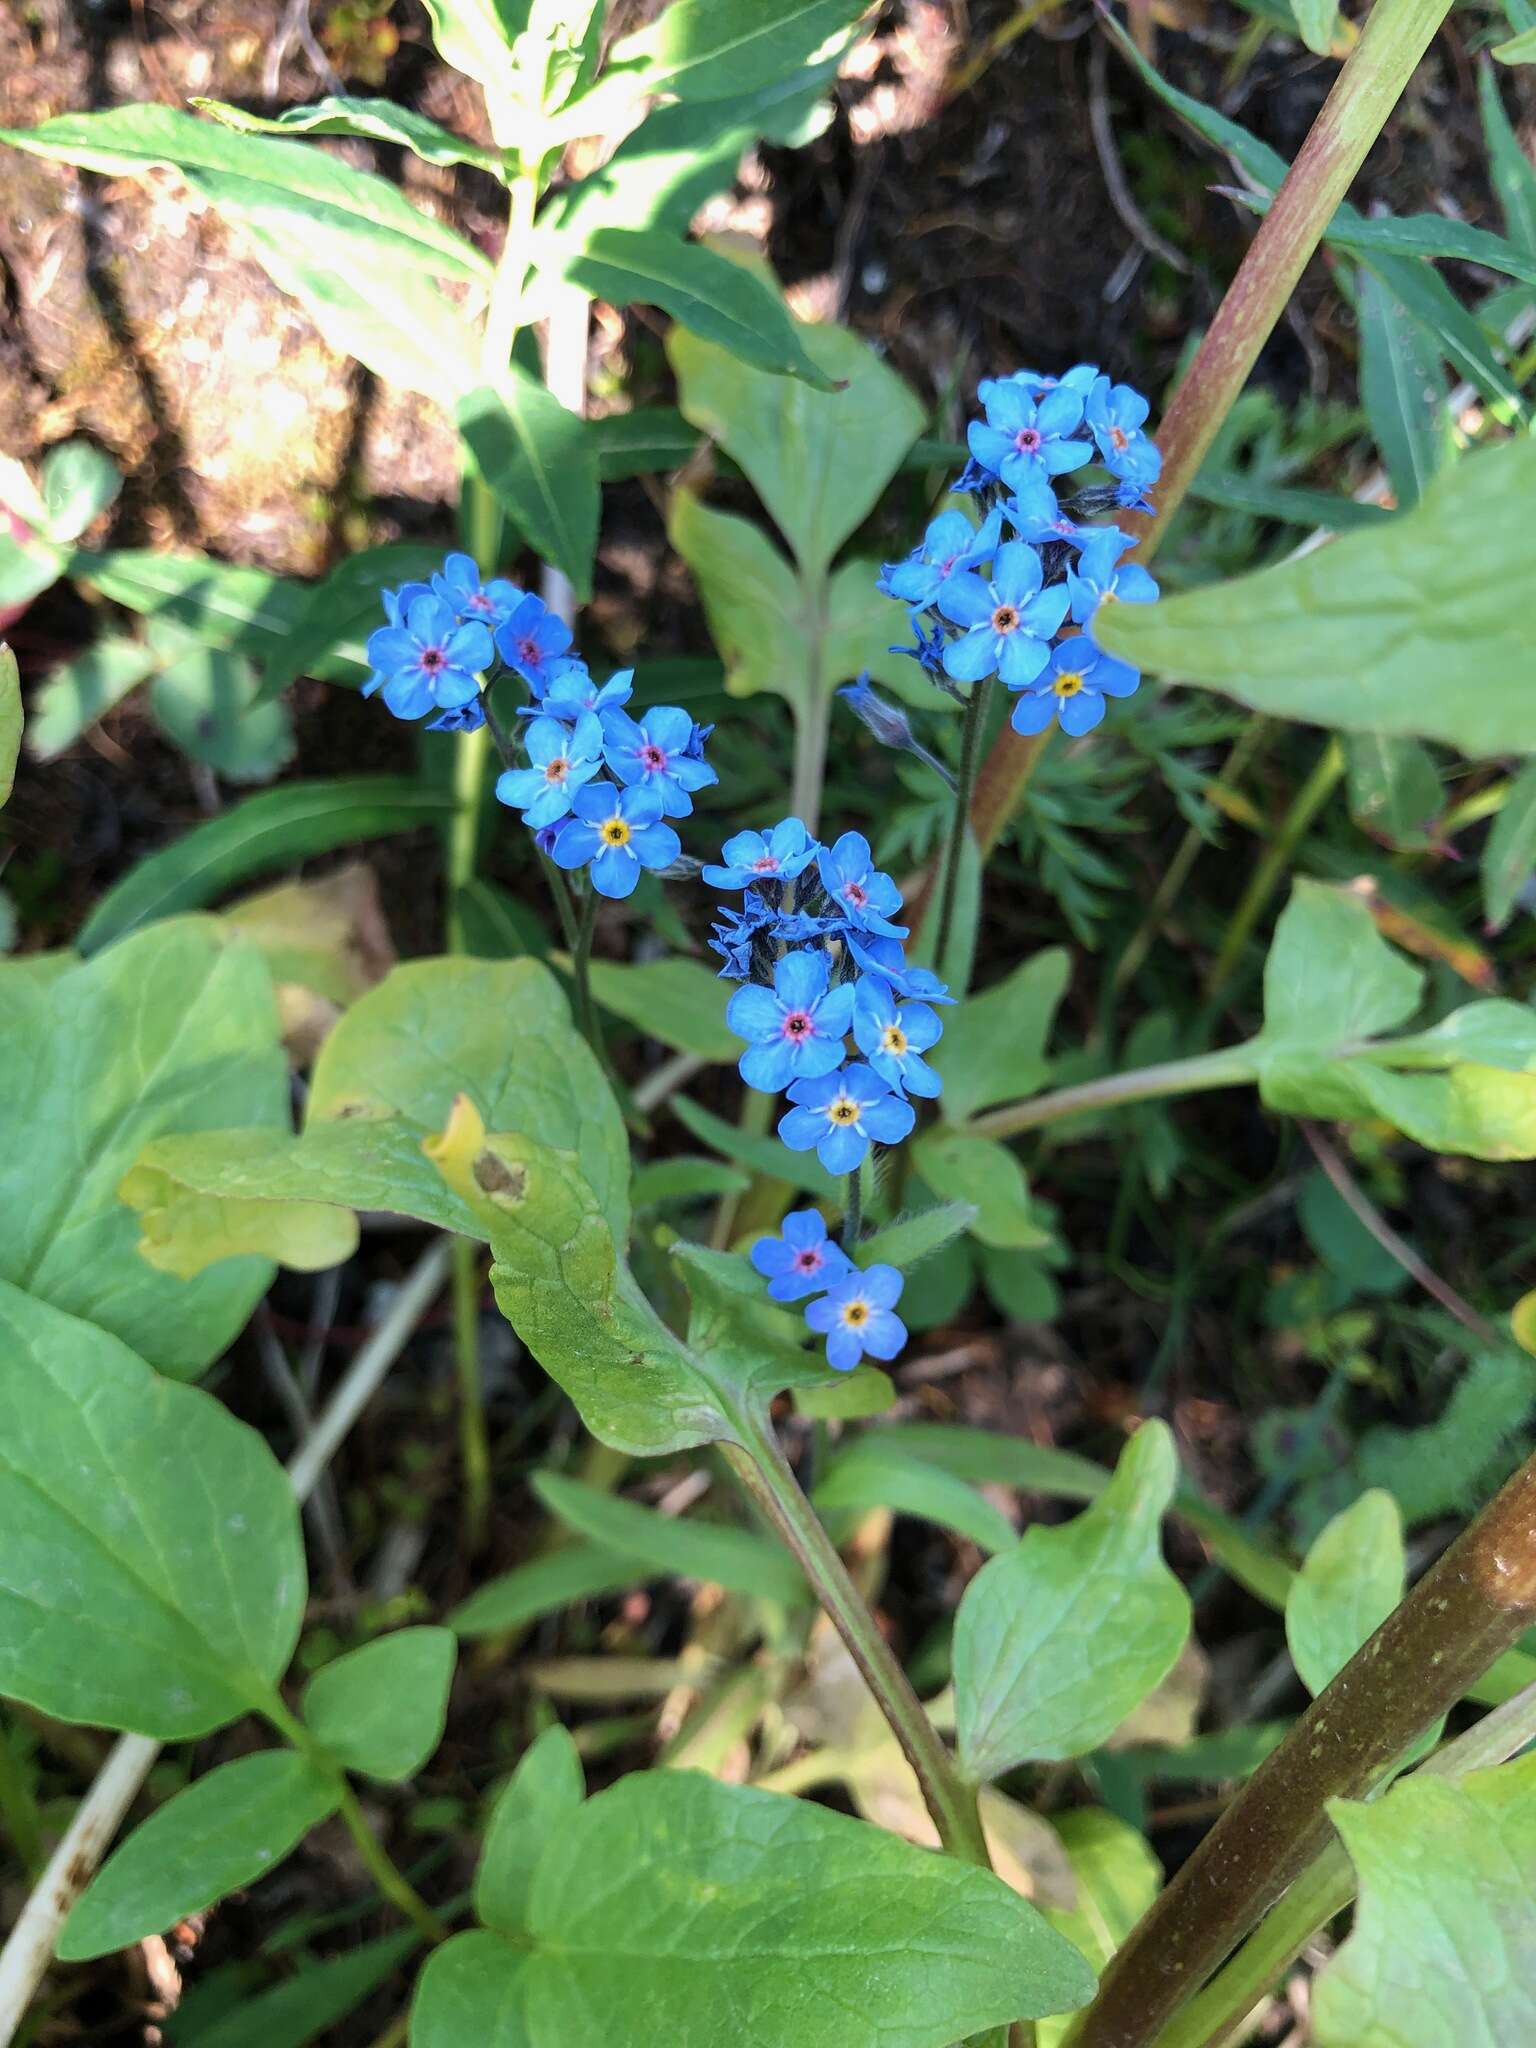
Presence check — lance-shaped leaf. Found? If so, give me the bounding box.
[414,1771,1095,2048]
[302,1628,457,1781]
[60,1752,339,1960]
[532,1470,807,1604]
[458,377,599,602]
[0,917,287,1378]
[1314,1754,1536,2048]
[1286,1491,1405,1696]
[1096,439,1536,756]
[954,1423,1191,1782]
[193,94,502,174]
[0,1283,305,1737]
[611,0,864,104]
[0,646,18,806]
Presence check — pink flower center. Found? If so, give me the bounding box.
[515,637,541,667]
[750,855,780,873]
[640,743,667,770]
[468,592,496,613]
[842,880,868,909]
[793,1248,822,1273]
[781,1010,813,1041]
[1013,427,1043,455]
[420,646,446,673]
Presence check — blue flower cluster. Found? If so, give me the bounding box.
[750,1211,907,1372]
[706,818,950,1176]
[879,366,1162,738]
[365,553,716,899]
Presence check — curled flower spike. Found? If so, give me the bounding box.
[709,900,774,980]
[494,712,604,826]
[726,949,855,1093]
[495,592,574,694]
[967,381,1093,492]
[1085,376,1163,488]
[853,979,944,1098]
[749,1209,855,1303]
[601,704,719,818]
[938,540,1070,689]
[365,592,491,720]
[805,1265,908,1372]
[702,817,819,892]
[431,551,523,630]
[550,781,680,899]
[1068,529,1160,627]
[779,1063,916,1176]
[878,505,1003,610]
[817,832,908,937]
[1010,637,1141,738]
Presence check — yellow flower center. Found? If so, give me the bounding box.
[828,1097,860,1125]
[1052,669,1086,698]
[601,817,631,847]
[881,1025,908,1057]
[841,1299,870,1328]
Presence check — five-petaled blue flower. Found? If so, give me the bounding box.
[726,948,855,1093]
[853,979,944,1098]
[540,664,634,722]
[967,381,1093,493]
[1009,637,1141,738]
[1068,528,1160,626]
[1085,377,1162,488]
[551,782,680,898]
[601,704,718,818]
[494,712,604,827]
[749,1209,855,1303]
[938,540,1071,689]
[365,592,492,720]
[495,592,574,695]
[980,363,1099,405]
[805,1264,908,1372]
[845,931,956,1006]
[431,551,523,630]
[779,1063,916,1175]
[817,832,907,937]
[702,817,819,892]
[1004,481,1116,551]
[879,505,1003,610]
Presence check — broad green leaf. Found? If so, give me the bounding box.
[815,1444,1018,1555]
[150,642,295,783]
[671,1238,875,1413]
[669,311,925,577]
[1293,0,1341,54]
[0,529,63,610]
[1286,1491,1404,1696]
[259,542,446,695]
[823,555,938,706]
[1357,264,1452,510]
[60,1753,338,1960]
[1480,61,1536,255]
[459,377,599,601]
[671,1090,840,1198]
[1344,733,1441,850]
[1097,440,1536,755]
[667,486,799,695]
[579,954,734,1059]
[954,1423,1191,1781]
[413,1934,529,2048]
[193,94,501,174]
[1495,21,1536,56]
[1259,880,1424,1050]
[477,1724,585,1934]
[0,920,285,1376]
[1037,1810,1163,2048]
[431,1771,1095,2045]
[302,1628,456,1780]
[125,958,629,1269]
[611,0,863,103]
[855,1202,978,1271]
[70,547,312,657]
[39,439,121,542]
[1342,1059,1536,1160]
[419,0,529,93]
[0,646,17,805]
[912,1130,1050,1250]
[594,405,699,479]
[935,948,1069,1121]
[26,637,157,760]
[449,1544,647,1637]
[78,777,456,952]
[544,228,834,383]
[0,1283,304,1736]
[1482,757,1536,932]
[167,1930,418,2048]
[532,1471,806,1603]
[1314,1755,1536,2047]
[1385,999,1536,1072]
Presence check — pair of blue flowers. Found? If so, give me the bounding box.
[879,364,1162,740]
[749,1211,908,1372]
[708,817,948,1178]
[365,554,716,899]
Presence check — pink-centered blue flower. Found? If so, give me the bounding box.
[938,540,1070,689]
[494,712,604,827]
[1009,637,1141,739]
[550,780,680,899]
[702,817,820,892]
[853,978,943,1098]
[817,832,907,938]
[431,551,523,630]
[726,948,855,1093]
[805,1264,907,1372]
[495,592,574,695]
[749,1209,855,1303]
[967,380,1093,492]
[1085,376,1162,488]
[779,1063,915,1175]
[878,505,1002,610]
[845,932,956,1006]
[1068,528,1159,627]
[364,592,491,720]
[600,703,718,818]
[539,664,634,722]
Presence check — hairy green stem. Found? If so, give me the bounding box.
[1205,737,1345,1001]
[1067,1446,1536,2048]
[970,1046,1260,1140]
[450,1241,491,1552]
[723,1412,992,1868]
[933,683,987,979]
[841,1170,863,1254]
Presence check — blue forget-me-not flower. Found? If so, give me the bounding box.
[805,1264,908,1372]
[749,1209,855,1303]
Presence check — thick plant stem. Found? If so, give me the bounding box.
[962,0,1450,857]
[971,1046,1260,1140]
[1204,737,1345,1000]
[723,1412,992,1869]
[933,683,987,978]
[1067,1446,1536,2048]
[451,1240,491,1551]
